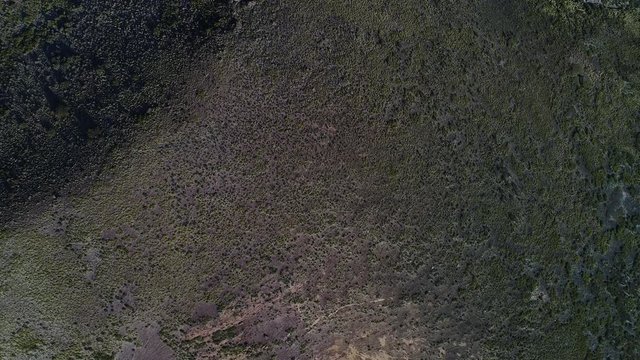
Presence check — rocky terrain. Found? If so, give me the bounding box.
[1,0,639,359]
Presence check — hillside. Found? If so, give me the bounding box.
[1,1,639,359]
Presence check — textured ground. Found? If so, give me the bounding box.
[1,1,639,359]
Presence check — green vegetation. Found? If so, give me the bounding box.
[0,0,638,359]
[12,327,42,352]
[0,0,235,216]
[211,327,238,343]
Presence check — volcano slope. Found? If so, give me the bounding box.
[1,0,640,359]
